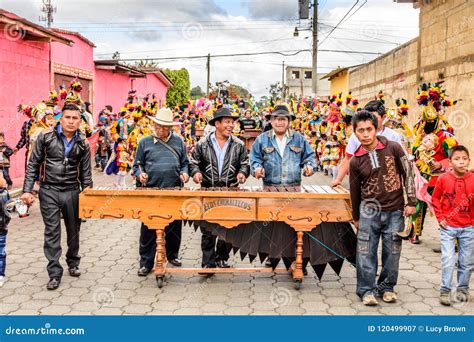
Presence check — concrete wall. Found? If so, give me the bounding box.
[329,70,349,95]
[348,0,473,149]
[286,67,330,97]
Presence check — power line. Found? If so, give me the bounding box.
[338,0,367,25]
[94,36,296,57]
[318,0,360,47]
[114,48,383,63]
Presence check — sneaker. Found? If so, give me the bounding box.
[440,292,451,306]
[362,294,379,306]
[455,290,470,303]
[382,292,397,303]
[0,276,4,287]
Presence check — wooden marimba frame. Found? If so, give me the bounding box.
[79,185,352,289]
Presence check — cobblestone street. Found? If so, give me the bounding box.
[1,169,472,316]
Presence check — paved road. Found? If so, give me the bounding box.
[1,169,472,315]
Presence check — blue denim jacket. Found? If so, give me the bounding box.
[249,129,316,186]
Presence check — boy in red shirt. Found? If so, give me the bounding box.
[432,145,474,306]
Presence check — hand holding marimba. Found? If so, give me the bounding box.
[193,172,203,183]
[236,172,246,184]
[303,165,314,177]
[255,167,265,179]
[180,173,190,184]
[139,172,149,185]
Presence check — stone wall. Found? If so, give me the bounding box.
[348,0,473,149]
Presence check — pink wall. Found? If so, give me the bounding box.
[94,69,133,116]
[133,74,168,108]
[0,30,51,179]
[1,22,170,182]
[94,70,168,119]
[50,32,95,73]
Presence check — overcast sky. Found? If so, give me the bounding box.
[2,0,419,98]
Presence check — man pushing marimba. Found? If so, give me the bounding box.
[190,107,250,271]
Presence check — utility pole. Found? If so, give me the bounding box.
[206,53,211,96]
[39,0,56,28]
[312,1,318,95]
[281,61,285,100]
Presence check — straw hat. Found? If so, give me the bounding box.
[147,108,182,126]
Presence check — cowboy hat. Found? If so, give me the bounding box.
[265,104,295,120]
[147,107,182,126]
[208,107,238,126]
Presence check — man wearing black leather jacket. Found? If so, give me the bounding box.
[21,103,92,290]
[190,107,250,270]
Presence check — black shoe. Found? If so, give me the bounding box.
[217,260,231,268]
[303,267,308,276]
[265,260,272,267]
[198,264,215,276]
[47,278,61,290]
[137,266,152,276]
[432,247,441,253]
[68,266,81,277]
[168,258,182,267]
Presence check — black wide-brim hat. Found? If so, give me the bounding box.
[208,107,238,126]
[265,104,296,121]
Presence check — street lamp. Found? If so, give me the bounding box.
[293,27,299,37]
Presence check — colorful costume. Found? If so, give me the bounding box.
[410,82,458,239]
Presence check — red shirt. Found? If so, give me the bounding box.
[432,171,474,227]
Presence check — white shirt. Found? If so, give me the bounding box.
[345,126,403,157]
[272,131,289,157]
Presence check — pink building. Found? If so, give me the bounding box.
[50,28,96,107]
[0,10,72,179]
[0,9,172,181]
[94,60,172,115]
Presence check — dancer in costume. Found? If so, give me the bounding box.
[409,82,458,244]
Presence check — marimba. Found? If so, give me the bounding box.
[79,185,356,289]
[241,129,262,151]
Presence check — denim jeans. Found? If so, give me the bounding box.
[440,226,474,293]
[0,233,6,276]
[1,167,12,186]
[356,209,404,298]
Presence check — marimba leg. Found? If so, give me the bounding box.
[293,231,304,289]
[154,227,166,288]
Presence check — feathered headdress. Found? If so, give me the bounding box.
[17,104,33,118]
[65,76,83,106]
[377,90,385,104]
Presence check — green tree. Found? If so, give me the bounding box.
[190,85,204,99]
[164,68,190,108]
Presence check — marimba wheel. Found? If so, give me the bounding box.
[156,277,164,288]
[294,279,302,290]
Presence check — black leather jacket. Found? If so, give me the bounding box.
[23,125,93,193]
[189,134,249,187]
